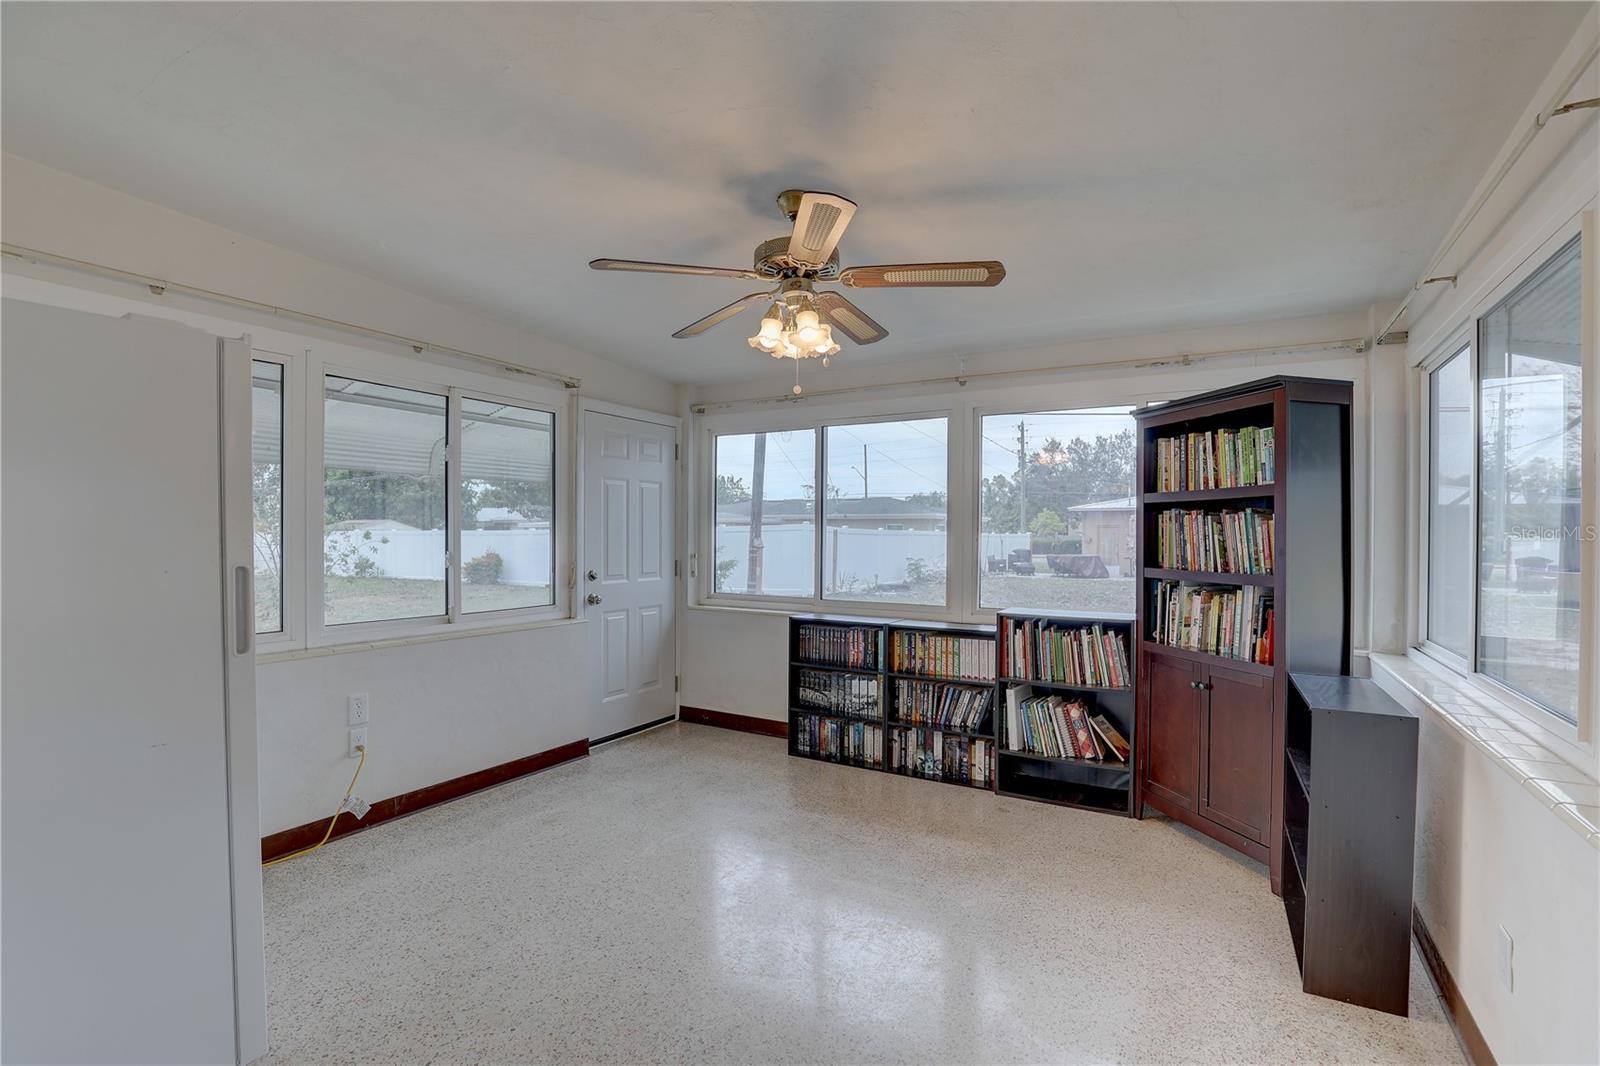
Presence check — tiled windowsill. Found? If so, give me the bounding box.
[1370,652,1600,851]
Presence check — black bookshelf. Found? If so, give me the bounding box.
[995,611,1138,816]
[1283,673,1418,1016]
[788,615,997,792]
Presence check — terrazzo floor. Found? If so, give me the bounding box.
[262,723,1464,1065]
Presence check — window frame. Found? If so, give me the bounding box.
[1413,214,1594,753]
[455,388,563,620]
[304,348,571,650]
[1417,332,1476,674]
[250,347,304,652]
[697,402,960,620]
[970,402,1143,620]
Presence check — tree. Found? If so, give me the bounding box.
[1028,508,1066,537]
[715,474,751,504]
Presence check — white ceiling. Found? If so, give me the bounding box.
[1,2,1588,384]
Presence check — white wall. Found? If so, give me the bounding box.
[1387,13,1600,1064]
[3,151,678,835]
[678,308,1380,721]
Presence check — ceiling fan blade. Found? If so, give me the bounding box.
[590,258,764,280]
[836,261,1006,288]
[814,291,888,345]
[671,292,772,339]
[786,192,857,268]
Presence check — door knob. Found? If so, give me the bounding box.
[587,569,598,581]
[586,593,603,605]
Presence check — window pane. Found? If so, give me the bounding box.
[323,375,448,625]
[460,399,555,613]
[713,429,816,597]
[1478,236,1583,723]
[979,407,1137,613]
[822,418,949,604]
[1427,347,1472,658]
[251,360,284,633]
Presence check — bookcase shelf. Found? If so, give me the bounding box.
[1135,375,1353,897]
[1142,567,1275,587]
[1282,673,1417,1016]
[996,611,1137,817]
[788,616,998,793]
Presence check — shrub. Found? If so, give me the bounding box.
[464,549,505,585]
[1029,535,1083,555]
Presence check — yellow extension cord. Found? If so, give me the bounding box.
[262,745,366,868]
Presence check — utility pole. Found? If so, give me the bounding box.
[862,444,869,498]
[1017,421,1029,535]
[747,433,766,594]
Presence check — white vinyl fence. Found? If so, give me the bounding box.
[322,527,553,586]
[712,524,1029,595]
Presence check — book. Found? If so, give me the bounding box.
[887,726,993,787]
[797,624,881,669]
[1155,426,1275,491]
[1155,507,1275,574]
[795,669,879,719]
[1149,580,1274,663]
[793,714,883,768]
[999,617,1131,688]
[889,630,995,681]
[1090,714,1131,763]
[1005,691,1107,761]
[893,679,992,731]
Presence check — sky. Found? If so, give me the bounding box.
[714,407,1134,502]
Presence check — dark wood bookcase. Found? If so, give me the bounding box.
[789,614,998,791]
[995,611,1137,815]
[1284,673,1418,1015]
[1134,376,1352,894]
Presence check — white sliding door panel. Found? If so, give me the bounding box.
[583,410,676,742]
[1,300,263,1065]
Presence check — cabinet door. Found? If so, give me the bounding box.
[1200,665,1275,843]
[1143,654,1201,811]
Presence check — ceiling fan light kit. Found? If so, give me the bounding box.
[589,189,1006,392]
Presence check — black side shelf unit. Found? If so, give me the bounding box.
[789,615,998,791]
[995,611,1138,815]
[1283,673,1418,1016]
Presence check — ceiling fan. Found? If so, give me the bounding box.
[590,189,1005,390]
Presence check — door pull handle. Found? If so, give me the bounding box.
[586,593,603,605]
[233,565,252,655]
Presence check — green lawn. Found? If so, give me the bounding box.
[323,576,552,627]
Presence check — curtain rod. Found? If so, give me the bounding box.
[1376,38,1600,346]
[0,242,582,390]
[689,336,1368,414]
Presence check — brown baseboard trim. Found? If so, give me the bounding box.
[261,738,589,863]
[678,705,788,738]
[1413,905,1496,1066]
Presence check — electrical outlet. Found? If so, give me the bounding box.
[1496,925,1514,992]
[347,693,370,726]
[348,727,368,759]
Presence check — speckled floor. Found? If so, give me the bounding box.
[263,723,1463,1065]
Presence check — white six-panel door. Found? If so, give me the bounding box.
[582,410,676,742]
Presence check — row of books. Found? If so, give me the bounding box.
[889,630,995,681]
[795,669,879,719]
[1000,617,1131,688]
[892,679,992,732]
[793,714,882,768]
[1154,425,1275,491]
[1155,507,1276,575]
[888,728,993,787]
[1150,580,1275,664]
[796,624,881,669]
[1003,686,1131,762]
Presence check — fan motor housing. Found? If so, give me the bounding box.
[753,237,841,280]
